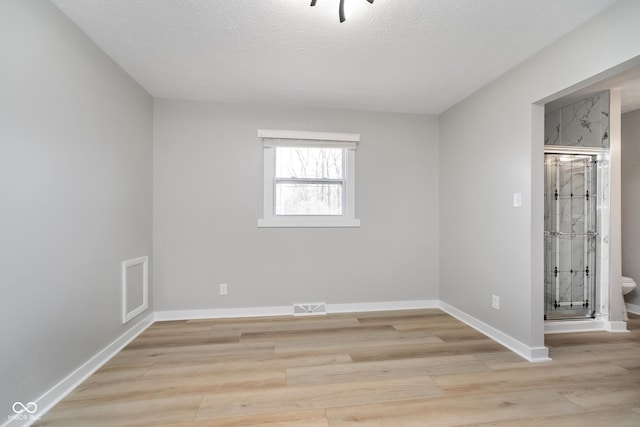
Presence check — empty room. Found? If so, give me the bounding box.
[3,0,640,426]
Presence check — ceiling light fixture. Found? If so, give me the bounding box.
[310,0,375,23]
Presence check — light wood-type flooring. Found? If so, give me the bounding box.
[36,310,640,426]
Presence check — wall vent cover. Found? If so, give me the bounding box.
[293,302,327,316]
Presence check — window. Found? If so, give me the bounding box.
[258,129,360,227]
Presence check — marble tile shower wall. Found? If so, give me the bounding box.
[544,92,611,318]
[544,155,598,316]
[545,91,610,148]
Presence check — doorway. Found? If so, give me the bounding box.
[544,151,601,320]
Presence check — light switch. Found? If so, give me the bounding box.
[513,192,522,208]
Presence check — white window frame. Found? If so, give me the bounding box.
[257,129,360,228]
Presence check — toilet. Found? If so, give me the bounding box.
[622,276,637,296]
[622,276,637,321]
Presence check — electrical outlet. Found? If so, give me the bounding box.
[219,283,228,296]
[492,295,500,310]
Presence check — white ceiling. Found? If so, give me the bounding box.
[51,0,619,114]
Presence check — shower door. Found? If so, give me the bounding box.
[544,153,598,320]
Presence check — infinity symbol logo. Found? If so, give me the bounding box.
[12,401,37,414]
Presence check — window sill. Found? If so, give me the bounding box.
[257,217,361,228]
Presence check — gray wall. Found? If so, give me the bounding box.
[0,0,153,416]
[153,100,439,311]
[440,0,640,348]
[622,109,640,307]
[3,0,639,415]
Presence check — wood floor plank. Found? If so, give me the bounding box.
[35,311,640,426]
[560,382,640,411]
[35,395,203,427]
[348,338,508,362]
[472,350,528,370]
[483,343,640,370]
[274,332,443,354]
[544,346,640,368]
[63,369,286,404]
[432,361,631,395]
[142,323,216,335]
[545,330,638,347]
[108,341,276,366]
[195,377,444,420]
[430,328,488,342]
[325,389,584,426]
[186,316,361,333]
[125,333,240,350]
[286,355,488,386]
[142,352,352,377]
[355,311,453,325]
[392,321,476,332]
[81,366,150,387]
[347,308,443,319]
[611,356,640,371]
[472,408,640,427]
[158,410,329,427]
[241,324,397,340]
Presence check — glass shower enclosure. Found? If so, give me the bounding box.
[544,152,599,320]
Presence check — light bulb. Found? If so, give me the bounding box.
[344,0,353,20]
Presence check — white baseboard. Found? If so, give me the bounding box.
[606,321,629,332]
[439,301,550,362]
[545,319,607,334]
[328,299,439,314]
[154,300,440,321]
[2,313,154,427]
[154,305,293,321]
[626,302,640,315]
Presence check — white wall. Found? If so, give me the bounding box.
[622,108,640,307]
[440,0,640,350]
[0,0,153,416]
[153,100,439,311]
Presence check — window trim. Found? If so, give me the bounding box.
[257,129,361,228]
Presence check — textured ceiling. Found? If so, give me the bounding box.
[51,0,618,114]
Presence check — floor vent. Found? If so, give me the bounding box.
[293,302,327,316]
